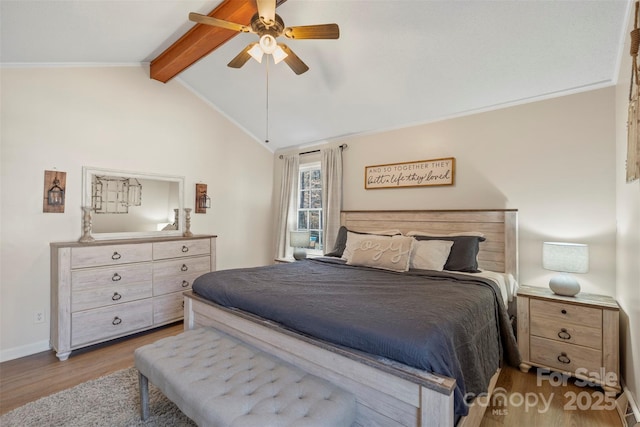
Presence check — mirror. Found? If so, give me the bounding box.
[82,167,184,240]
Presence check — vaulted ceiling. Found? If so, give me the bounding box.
[0,0,631,152]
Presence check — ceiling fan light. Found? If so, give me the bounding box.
[248,43,264,63]
[259,34,277,54]
[272,45,288,64]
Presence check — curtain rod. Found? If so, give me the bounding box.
[279,144,347,159]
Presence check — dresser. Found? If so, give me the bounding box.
[516,285,620,392]
[50,235,216,361]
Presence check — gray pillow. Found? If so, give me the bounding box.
[412,235,486,272]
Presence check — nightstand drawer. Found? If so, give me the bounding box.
[530,299,602,329]
[530,314,602,349]
[530,336,601,374]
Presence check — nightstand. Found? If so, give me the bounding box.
[516,285,620,392]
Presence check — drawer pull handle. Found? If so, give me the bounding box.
[558,328,571,340]
[112,316,122,326]
[557,352,571,364]
[112,252,122,260]
[112,273,121,282]
[181,280,189,288]
[181,264,188,272]
[561,309,567,315]
[182,301,185,309]
[112,292,122,301]
[182,245,189,253]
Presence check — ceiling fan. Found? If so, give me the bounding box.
[189,0,339,75]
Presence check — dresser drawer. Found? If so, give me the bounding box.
[153,271,201,296]
[530,336,602,375]
[530,313,602,349]
[71,263,152,290]
[153,239,211,260]
[71,300,153,347]
[72,283,152,312]
[530,299,602,329]
[71,244,152,268]
[153,256,210,281]
[154,293,184,324]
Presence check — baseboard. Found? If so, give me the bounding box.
[619,379,640,427]
[0,340,50,362]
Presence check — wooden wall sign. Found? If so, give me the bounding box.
[195,183,209,214]
[365,157,455,189]
[43,170,66,213]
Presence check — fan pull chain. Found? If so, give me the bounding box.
[265,59,270,143]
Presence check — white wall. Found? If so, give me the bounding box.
[615,7,640,414]
[277,88,617,297]
[0,66,275,361]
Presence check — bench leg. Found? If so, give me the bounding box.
[138,371,150,421]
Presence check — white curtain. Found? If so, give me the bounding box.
[274,154,300,259]
[321,147,343,254]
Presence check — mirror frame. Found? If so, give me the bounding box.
[82,166,185,240]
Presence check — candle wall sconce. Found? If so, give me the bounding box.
[195,183,211,214]
[43,170,66,213]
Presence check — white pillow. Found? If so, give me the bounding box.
[346,234,413,272]
[409,240,454,271]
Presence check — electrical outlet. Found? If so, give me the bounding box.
[34,311,45,324]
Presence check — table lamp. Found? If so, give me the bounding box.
[542,242,589,296]
[290,230,311,260]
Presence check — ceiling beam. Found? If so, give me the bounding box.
[150,0,287,83]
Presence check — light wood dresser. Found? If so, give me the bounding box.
[50,235,216,361]
[517,285,620,392]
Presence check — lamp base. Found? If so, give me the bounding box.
[549,273,581,296]
[293,248,307,260]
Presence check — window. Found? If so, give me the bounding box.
[297,162,323,252]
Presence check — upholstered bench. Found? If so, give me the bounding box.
[134,327,356,427]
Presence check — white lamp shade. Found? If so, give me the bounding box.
[248,43,264,63]
[542,242,589,273]
[272,45,288,64]
[290,231,311,248]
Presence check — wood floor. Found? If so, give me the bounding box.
[0,322,623,426]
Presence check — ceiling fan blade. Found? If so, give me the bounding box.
[189,12,251,33]
[284,24,339,39]
[256,0,276,25]
[279,44,309,75]
[227,43,257,68]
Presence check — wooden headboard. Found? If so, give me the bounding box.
[340,209,518,279]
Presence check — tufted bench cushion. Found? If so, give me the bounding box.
[134,327,356,427]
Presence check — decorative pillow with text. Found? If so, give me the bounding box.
[346,234,413,272]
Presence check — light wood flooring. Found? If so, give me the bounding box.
[0,322,623,426]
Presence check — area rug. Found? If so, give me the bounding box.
[0,367,196,426]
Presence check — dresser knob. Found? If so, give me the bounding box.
[181,245,189,253]
[557,352,571,364]
[558,328,571,340]
[112,316,122,326]
[111,252,122,260]
[181,280,189,288]
[561,309,567,314]
[112,273,121,282]
[181,264,188,272]
[112,292,122,301]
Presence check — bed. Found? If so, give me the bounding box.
[183,209,520,427]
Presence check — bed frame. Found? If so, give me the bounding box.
[184,209,518,427]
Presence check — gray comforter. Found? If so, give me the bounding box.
[192,257,520,417]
